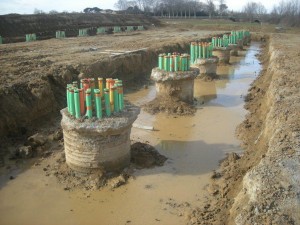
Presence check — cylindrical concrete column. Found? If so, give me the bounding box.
[192,56,219,79]
[212,47,231,64]
[229,44,239,56]
[151,67,199,103]
[61,106,140,173]
[237,39,244,50]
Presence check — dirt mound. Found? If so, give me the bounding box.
[131,142,167,168]
[143,96,196,116]
[46,142,167,191]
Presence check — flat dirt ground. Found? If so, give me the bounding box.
[0,18,300,225]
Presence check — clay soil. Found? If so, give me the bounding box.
[143,96,196,116]
[0,17,300,225]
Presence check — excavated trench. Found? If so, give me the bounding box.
[0,35,218,137]
[0,35,266,224]
[1,30,299,225]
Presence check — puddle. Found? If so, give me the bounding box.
[0,43,261,225]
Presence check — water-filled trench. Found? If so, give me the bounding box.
[0,43,261,225]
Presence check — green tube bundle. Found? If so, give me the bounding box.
[0,36,2,44]
[97,27,106,34]
[159,53,191,71]
[126,26,134,32]
[26,33,36,42]
[113,26,121,33]
[190,42,213,61]
[212,37,217,47]
[79,29,88,37]
[66,78,126,119]
[56,31,66,39]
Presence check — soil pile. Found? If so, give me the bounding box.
[143,96,196,116]
[46,141,167,191]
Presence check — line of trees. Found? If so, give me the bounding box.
[114,0,300,26]
[33,0,300,27]
[114,0,228,18]
[269,0,300,26]
[241,0,300,26]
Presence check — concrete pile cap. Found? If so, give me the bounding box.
[193,56,219,65]
[228,44,237,47]
[151,67,199,82]
[61,104,140,134]
[214,46,231,51]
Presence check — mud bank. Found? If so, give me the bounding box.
[232,33,300,224]
[190,34,300,224]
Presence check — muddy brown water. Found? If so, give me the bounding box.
[0,43,261,225]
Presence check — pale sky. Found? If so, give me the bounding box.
[0,0,279,15]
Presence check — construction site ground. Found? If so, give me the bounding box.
[0,18,299,225]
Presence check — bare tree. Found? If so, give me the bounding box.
[270,0,300,26]
[34,8,45,14]
[243,2,258,22]
[49,10,59,14]
[206,0,215,18]
[114,0,129,10]
[218,0,228,17]
[256,3,267,17]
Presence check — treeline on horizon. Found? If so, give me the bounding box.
[30,0,300,27]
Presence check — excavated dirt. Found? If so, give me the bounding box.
[143,96,196,116]
[45,141,167,191]
[187,34,300,225]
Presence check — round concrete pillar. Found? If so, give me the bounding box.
[192,57,219,79]
[61,106,140,173]
[243,35,251,46]
[237,39,244,50]
[229,44,238,56]
[213,47,231,64]
[151,67,199,103]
